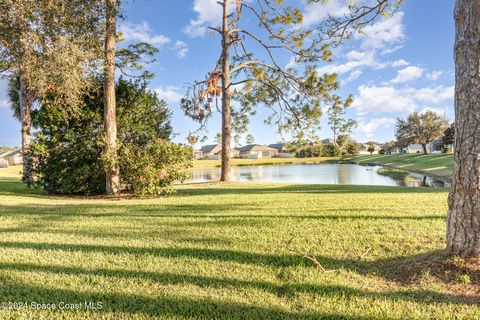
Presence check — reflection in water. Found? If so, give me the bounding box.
[187,163,450,188]
[186,163,450,188]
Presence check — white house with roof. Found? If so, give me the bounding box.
[0,149,22,167]
[235,144,278,159]
[268,143,293,158]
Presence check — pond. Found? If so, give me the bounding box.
[187,163,451,188]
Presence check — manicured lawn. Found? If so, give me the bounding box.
[0,166,478,319]
[343,154,454,178]
[194,157,339,168]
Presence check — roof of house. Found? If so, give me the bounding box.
[358,143,381,150]
[199,144,221,153]
[268,143,286,151]
[0,149,21,159]
[235,144,278,152]
[321,138,334,144]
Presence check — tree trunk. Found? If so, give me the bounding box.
[447,0,480,259]
[220,0,232,182]
[18,70,32,184]
[104,0,120,195]
[422,143,427,154]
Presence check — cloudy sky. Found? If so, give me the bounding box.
[0,0,454,147]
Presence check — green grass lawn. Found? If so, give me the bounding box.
[0,166,478,319]
[194,157,339,168]
[343,154,454,178]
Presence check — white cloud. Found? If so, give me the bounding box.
[318,12,405,78]
[119,21,171,47]
[0,98,9,109]
[390,66,424,83]
[155,86,183,104]
[352,84,454,116]
[357,117,395,138]
[426,70,443,81]
[301,0,350,27]
[173,41,189,59]
[0,79,10,109]
[352,85,417,114]
[392,59,409,67]
[356,12,406,51]
[317,50,383,75]
[410,85,454,104]
[419,106,449,116]
[184,0,223,37]
[346,70,362,82]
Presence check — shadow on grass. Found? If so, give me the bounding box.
[0,241,477,292]
[0,178,46,198]
[0,279,379,320]
[0,253,477,320]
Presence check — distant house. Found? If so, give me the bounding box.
[199,144,222,159]
[0,151,8,167]
[358,143,381,155]
[197,144,239,160]
[235,144,278,159]
[389,147,402,154]
[0,149,22,166]
[321,138,335,145]
[193,149,203,160]
[403,139,452,154]
[268,143,293,158]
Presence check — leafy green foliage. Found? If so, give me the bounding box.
[395,111,449,153]
[28,97,106,195]
[27,78,191,195]
[287,140,324,158]
[120,138,192,196]
[0,146,16,153]
[327,95,356,149]
[322,143,339,157]
[442,122,455,145]
[182,1,351,142]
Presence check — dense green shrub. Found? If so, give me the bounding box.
[379,149,386,155]
[28,95,106,195]
[28,78,192,195]
[287,141,323,158]
[120,138,192,195]
[322,143,339,157]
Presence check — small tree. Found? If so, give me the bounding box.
[182,0,348,181]
[214,132,222,144]
[442,122,455,146]
[395,111,449,154]
[245,134,255,145]
[0,0,103,183]
[367,144,375,155]
[327,96,356,153]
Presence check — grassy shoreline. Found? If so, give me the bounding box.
[0,166,478,319]
[342,154,453,179]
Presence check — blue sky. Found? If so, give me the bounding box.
[0,0,455,147]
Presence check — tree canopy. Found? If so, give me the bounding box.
[395,111,449,153]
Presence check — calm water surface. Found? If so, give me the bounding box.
[188,163,450,188]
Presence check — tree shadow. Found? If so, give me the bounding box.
[0,278,382,320]
[0,258,477,320]
[0,241,477,293]
[0,178,46,198]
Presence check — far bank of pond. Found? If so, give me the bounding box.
[187,162,450,188]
